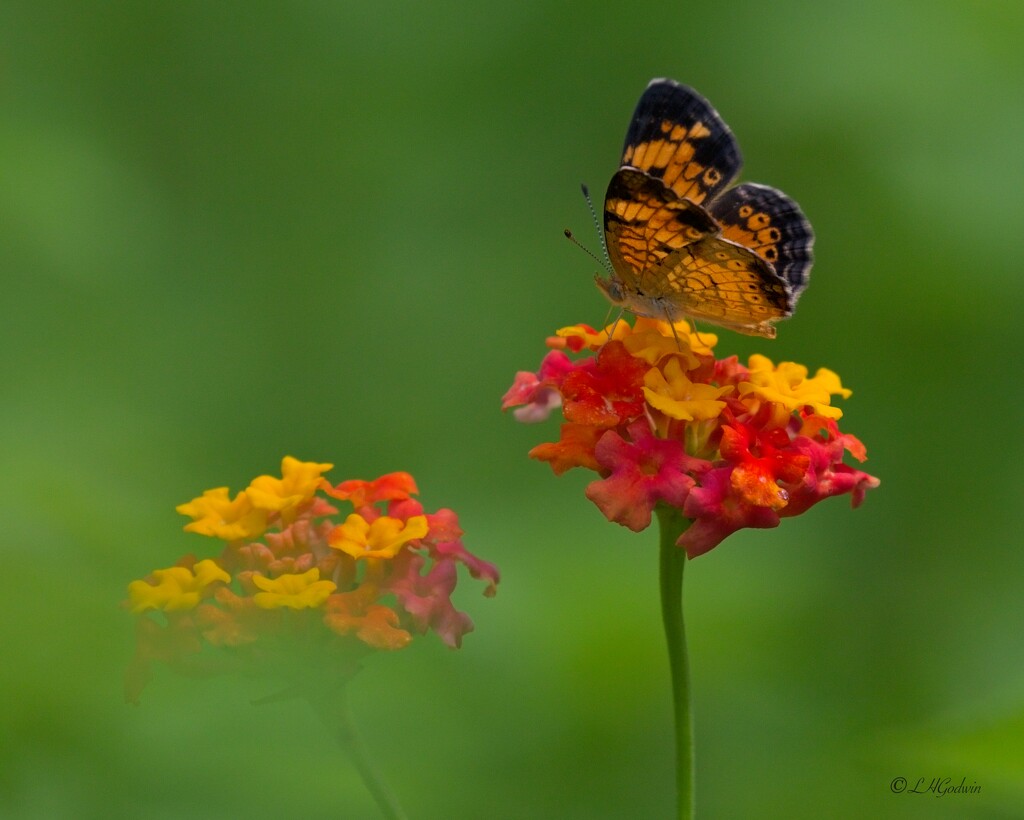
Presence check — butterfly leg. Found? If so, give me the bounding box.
[600,308,626,353]
[685,316,715,350]
[662,305,683,351]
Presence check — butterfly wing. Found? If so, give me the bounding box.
[602,169,793,338]
[654,234,794,337]
[621,78,743,206]
[604,167,719,291]
[707,182,814,301]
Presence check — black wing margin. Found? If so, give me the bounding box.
[708,182,814,300]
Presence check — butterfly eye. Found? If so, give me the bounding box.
[597,275,626,304]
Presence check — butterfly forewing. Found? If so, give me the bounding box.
[621,79,743,206]
[604,168,718,290]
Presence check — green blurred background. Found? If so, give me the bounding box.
[2,2,1022,818]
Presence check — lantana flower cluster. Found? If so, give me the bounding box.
[125,457,498,702]
[503,319,879,557]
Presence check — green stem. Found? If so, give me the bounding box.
[310,686,409,820]
[657,506,694,820]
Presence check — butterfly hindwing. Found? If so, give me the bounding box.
[621,78,742,206]
[657,234,794,331]
[707,182,814,300]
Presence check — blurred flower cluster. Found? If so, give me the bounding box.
[503,319,878,556]
[125,457,498,702]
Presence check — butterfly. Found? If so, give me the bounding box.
[593,78,814,338]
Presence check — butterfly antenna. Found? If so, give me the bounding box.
[564,228,610,271]
[580,183,613,273]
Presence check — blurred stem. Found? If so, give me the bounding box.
[309,685,408,820]
[657,506,694,820]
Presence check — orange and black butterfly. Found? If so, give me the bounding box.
[594,78,813,338]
